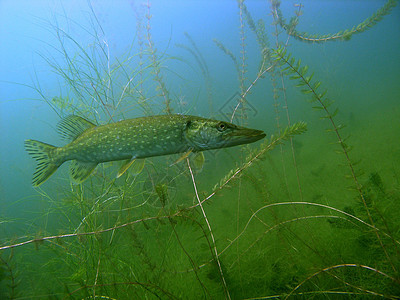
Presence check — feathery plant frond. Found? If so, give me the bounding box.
[273,47,340,127]
[212,122,307,194]
[272,46,398,275]
[0,253,18,299]
[213,39,240,77]
[241,1,271,73]
[274,0,398,43]
[176,32,213,112]
[144,1,172,114]
[183,32,209,78]
[272,46,358,180]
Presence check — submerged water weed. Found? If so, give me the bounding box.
[273,0,398,43]
[1,1,400,299]
[0,253,18,300]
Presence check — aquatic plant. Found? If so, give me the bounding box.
[0,252,18,299]
[273,0,398,42]
[1,0,399,299]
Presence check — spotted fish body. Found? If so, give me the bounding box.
[25,114,266,186]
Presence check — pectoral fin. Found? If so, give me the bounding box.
[191,152,205,172]
[129,158,146,176]
[170,149,193,166]
[70,160,97,184]
[117,158,136,178]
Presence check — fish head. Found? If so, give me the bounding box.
[183,117,266,151]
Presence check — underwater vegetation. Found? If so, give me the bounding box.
[1,0,400,299]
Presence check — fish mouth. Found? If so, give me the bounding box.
[226,128,266,146]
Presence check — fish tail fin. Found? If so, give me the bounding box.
[24,140,60,187]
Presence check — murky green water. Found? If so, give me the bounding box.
[1,1,399,299]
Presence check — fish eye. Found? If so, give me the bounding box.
[217,122,227,132]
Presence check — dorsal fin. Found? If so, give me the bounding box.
[57,115,96,141]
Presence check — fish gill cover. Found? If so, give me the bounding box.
[0,0,399,299]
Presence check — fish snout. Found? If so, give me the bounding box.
[225,127,266,146]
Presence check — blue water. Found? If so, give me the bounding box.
[1,0,399,298]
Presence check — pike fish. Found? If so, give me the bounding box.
[25,114,266,186]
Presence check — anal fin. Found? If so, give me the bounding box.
[70,160,97,184]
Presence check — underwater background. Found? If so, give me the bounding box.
[1,0,400,298]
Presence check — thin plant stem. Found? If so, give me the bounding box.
[285,264,397,299]
[91,82,114,122]
[145,0,171,114]
[274,48,397,274]
[230,63,274,122]
[186,158,231,300]
[271,1,303,201]
[93,247,101,299]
